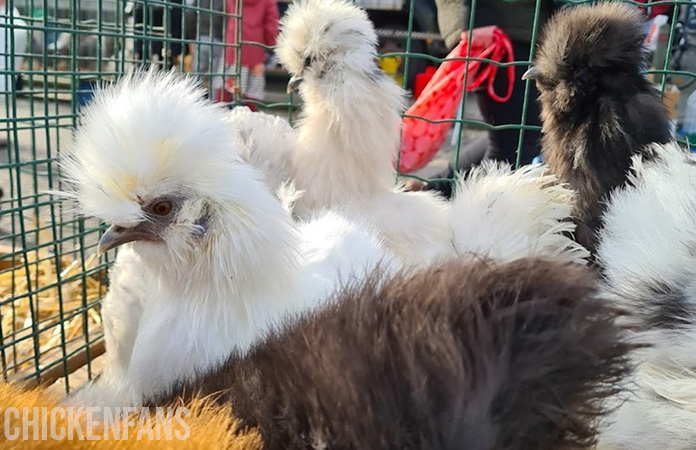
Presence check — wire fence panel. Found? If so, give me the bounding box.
[0,0,693,392]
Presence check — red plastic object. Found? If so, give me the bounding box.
[414,66,437,100]
[398,26,514,174]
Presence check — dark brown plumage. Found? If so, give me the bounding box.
[151,258,634,450]
[529,2,672,256]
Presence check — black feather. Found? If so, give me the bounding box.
[150,258,634,450]
[643,280,696,329]
[533,3,672,256]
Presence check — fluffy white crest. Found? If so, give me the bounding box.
[60,69,299,293]
[61,69,247,225]
[276,0,378,78]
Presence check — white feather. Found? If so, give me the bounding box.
[450,161,589,264]
[225,105,297,194]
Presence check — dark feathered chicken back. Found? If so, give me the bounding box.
[152,258,633,450]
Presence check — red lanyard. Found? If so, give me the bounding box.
[458,27,515,102]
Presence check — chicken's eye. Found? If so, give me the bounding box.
[152,200,173,216]
[304,56,312,68]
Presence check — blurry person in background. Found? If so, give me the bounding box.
[132,0,185,69]
[185,0,226,99]
[412,0,558,198]
[221,0,279,109]
[0,0,27,150]
[169,0,186,67]
[133,1,165,65]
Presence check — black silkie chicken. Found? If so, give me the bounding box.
[523,2,672,256]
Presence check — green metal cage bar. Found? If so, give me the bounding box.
[0,0,693,392]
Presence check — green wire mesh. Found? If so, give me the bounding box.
[0,0,693,392]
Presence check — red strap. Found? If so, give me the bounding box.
[490,29,515,102]
[467,28,515,102]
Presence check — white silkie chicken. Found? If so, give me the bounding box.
[263,0,586,266]
[595,142,696,450]
[59,70,400,407]
[275,0,451,265]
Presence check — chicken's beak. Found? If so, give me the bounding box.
[287,74,303,93]
[97,224,158,256]
[522,66,540,81]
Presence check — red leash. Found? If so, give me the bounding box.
[399,27,515,173]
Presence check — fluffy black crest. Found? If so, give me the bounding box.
[533,2,672,256]
[151,258,634,450]
[535,2,648,98]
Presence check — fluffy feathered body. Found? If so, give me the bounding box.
[61,70,400,407]
[152,258,632,450]
[450,161,589,264]
[596,142,696,449]
[276,0,452,265]
[528,2,672,255]
[276,0,403,208]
